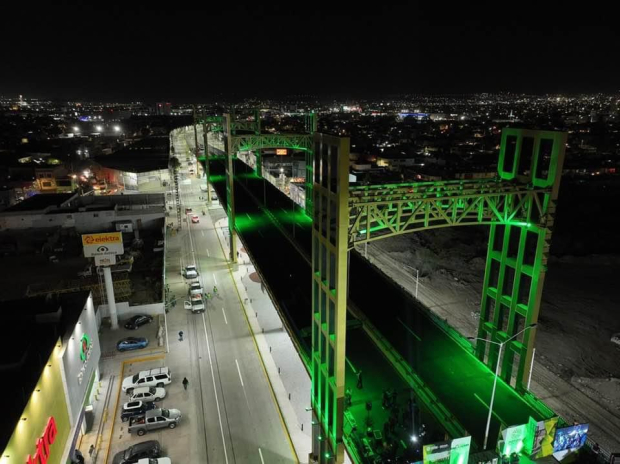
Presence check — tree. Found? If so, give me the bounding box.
[168,156,180,172]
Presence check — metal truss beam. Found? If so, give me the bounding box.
[348,179,549,247]
[231,133,312,153]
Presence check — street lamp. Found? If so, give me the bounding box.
[467,323,537,450]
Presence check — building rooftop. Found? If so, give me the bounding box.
[2,192,76,213]
[95,136,170,173]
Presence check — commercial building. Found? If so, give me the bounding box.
[0,192,165,233]
[0,291,101,464]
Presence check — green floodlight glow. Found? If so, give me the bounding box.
[208,174,226,183]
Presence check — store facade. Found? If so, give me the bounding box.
[59,293,101,463]
[0,292,101,464]
[1,340,71,464]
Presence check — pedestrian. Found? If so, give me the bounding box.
[88,444,95,459]
[356,370,363,389]
[345,387,353,408]
[213,285,218,294]
[206,292,212,300]
[178,330,184,341]
[182,377,189,390]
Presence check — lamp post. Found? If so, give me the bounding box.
[468,323,537,450]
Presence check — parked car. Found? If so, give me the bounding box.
[191,214,199,224]
[122,367,171,393]
[137,459,171,464]
[130,386,166,403]
[117,337,149,352]
[124,315,154,330]
[112,440,161,464]
[128,408,182,436]
[182,265,198,279]
[121,400,156,422]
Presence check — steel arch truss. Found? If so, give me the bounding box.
[231,133,312,153]
[348,180,549,247]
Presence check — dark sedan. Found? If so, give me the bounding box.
[112,440,160,464]
[117,337,149,352]
[124,315,154,330]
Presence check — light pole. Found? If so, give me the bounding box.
[468,323,537,450]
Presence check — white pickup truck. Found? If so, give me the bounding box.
[184,294,205,313]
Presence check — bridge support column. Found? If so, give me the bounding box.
[202,110,211,205]
[224,113,238,263]
[311,133,350,464]
[476,129,566,391]
[255,149,261,176]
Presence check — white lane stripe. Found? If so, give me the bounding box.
[206,249,210,257]
[259,448,265,464]
[213,273,217,285]
[235,359,245,388]
[201,230,205,237]
[201,313,229,464]
[222,307,228,325]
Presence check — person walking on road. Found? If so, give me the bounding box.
[178,331,184,341]
[88,444,95,461]
[356,370,363,389]
[213,285,218,295]
[182,377,189,390]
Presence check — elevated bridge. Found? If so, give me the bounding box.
[191,112,566,463]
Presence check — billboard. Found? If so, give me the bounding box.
[552,424,589,461]
[525,416,558,458]
[276,148,288,155]
[423,437,472,464]
[423,442,451,463]
[498,424,528,457]
[82,232,124,258]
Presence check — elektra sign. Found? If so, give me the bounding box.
[26,416,58,464]
[77,333,93,385]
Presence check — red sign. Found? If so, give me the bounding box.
[276,149,287,156]
[26,416,58,464]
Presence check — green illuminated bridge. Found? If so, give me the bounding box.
[195,110,567,463]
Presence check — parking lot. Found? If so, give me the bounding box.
[105,355,193,464]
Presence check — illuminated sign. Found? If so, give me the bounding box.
[82,232,124,258]
[276,148,288,156]
[26,416,58,464]
[77,333,93,385]
[81,232,122,246]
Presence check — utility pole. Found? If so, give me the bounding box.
[193,105,200,161]
[202,109,212,204]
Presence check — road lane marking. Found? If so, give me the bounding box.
[201,313,230,464]
[213,273,218,285]
[259,448,265,464]
[397,317,422,341]
[211,216,299,463]
[201,230,205,237]
[473,393,506,427]
[206,249,210,257]
[235,359,245,387]
[222,307,228,324]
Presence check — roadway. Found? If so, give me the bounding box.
[167,130,296,463]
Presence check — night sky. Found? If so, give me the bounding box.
[2,2,617,101]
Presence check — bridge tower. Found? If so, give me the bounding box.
[310,128,566,462]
